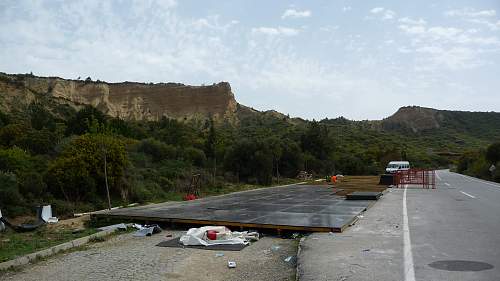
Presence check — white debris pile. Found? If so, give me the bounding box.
[180,226,259,246]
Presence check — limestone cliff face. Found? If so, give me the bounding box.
[1,73,238,122]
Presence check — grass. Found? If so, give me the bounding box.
[0,226,97,263]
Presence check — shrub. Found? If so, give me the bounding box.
[0,171,27,216]
[137,138,177,162]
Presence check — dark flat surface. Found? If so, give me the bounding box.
[156,237,247,251]
[346,191,382,200]
[97,184,374,231]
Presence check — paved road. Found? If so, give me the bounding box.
[298,170,500,281]
[410,170,500,281]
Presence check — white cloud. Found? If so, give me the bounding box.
[342,6,352,12]
[251,26,300,36]
[426,26,463,40]
[398,17,427,25]
[445,8,496,18]
[1,1,499,120]
[320,25,339,32]
[445,8,500,31]
[398,25,426,35]
[398,20,500,71]
[370,7,385,14]
[369,7,396,20]
[281,9,311,19]
[467,18,500,31]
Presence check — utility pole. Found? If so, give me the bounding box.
[103,145,111,210]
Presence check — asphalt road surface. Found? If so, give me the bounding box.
[298,170,500,281]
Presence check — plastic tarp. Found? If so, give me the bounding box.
[97,223,128,232]
[179,226,259,246]
[133,224,162,237]
[41,205,58,224]
[0,206,46,232]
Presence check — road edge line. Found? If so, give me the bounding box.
[403,185,416,281]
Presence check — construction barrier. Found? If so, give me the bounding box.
[394,169,436,189]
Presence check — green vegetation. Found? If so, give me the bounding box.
[0,227,97,263]
[457,142,500,183]
[1,97,500,219]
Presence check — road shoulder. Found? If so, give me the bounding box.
[297,189,404,281]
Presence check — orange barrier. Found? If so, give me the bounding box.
[331,175,337,184]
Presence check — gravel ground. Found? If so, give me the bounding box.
[0,229,298,281]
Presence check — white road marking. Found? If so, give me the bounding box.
[460,191,476,199]
[436,171,442,181]
[458,173,500,188]
[444,183,450,186]
[403,185,416,281]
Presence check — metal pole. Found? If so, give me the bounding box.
[104,152,111,210]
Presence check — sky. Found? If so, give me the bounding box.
[1,0,500,120]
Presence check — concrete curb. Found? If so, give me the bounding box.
[295,236,306,281]
[0,229,116,271]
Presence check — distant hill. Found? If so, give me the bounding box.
[1,72,499,153]
[380,106,500,143]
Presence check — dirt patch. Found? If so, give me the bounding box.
[46,215,89,230]
[305,176,386,196]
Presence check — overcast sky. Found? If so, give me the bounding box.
[1,0,500,120]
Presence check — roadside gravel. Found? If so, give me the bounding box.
[0,229,297,281]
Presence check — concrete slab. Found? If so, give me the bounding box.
[94,184,374,232]
[297,190,404,281]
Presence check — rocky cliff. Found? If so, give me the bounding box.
[381,106,444,132]
[0,73,238,122]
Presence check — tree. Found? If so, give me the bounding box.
[279,142,303,178]
[65,106,106,135]
[20,128,57,154]
[29,103,56,131]
[223,139,273,185]
[301,121,333,161]
[268,137,283,183]
[0,110,9,128]
[138,138,177,162]
[486,142,500,164]
[204,118,217,183]
[0,171,26,216]
[0,147,32,173]
[47,134,128,203]
[0,124,28,147]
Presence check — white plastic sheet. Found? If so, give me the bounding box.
[179,226,259,246]
[41,205,58,224]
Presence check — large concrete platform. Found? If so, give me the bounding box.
[92,184,375,232]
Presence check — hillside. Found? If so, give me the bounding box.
[1,71,500,218]
[0,72,237,123]
[382,106,500,139]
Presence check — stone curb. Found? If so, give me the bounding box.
[0,229,115,271]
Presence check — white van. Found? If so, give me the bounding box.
[385,161,410,174]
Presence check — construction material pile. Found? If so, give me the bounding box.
[180,226,259,246]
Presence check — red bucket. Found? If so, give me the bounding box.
[207,230,218,240]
